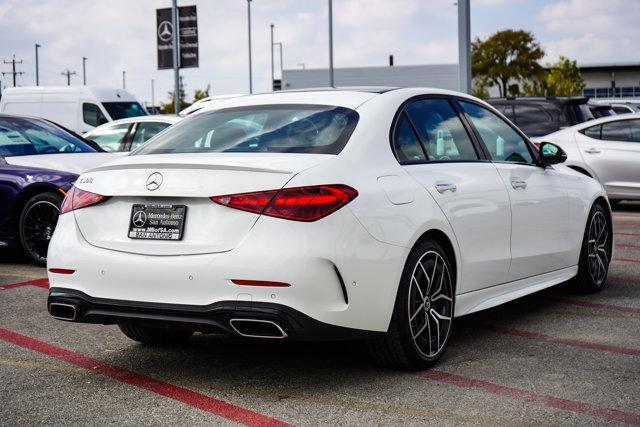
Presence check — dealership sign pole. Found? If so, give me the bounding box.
[457,0,471,94]
[157,4,199,113]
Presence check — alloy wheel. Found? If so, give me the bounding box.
[587,210,610,285]
[408,250,454,359]
[21,200,60,261]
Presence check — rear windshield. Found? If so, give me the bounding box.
[102,102,147,120]
[134,105,359,155]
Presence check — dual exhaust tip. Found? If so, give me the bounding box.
[48,303,288,340]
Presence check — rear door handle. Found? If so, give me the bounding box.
[584,148,601,154]
[435,183,457,194]
[511,180,527,190]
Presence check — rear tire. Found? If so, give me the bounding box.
[367,239,455,370]
[118,324,193,346]
[19,192,62,266]
[570,202,612,293]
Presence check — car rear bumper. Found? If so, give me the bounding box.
[47,288,383,341]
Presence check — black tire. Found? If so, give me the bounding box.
[570,202,612,293]
[367,239,455,370]
[19,192,62,266]
[118,324,193,346]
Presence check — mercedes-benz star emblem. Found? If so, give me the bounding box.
[146,172,163,191]
[132,210,147,228]
[158,21,173,42]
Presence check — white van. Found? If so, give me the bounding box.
[0,86,147,134]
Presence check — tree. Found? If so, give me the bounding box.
[472,30,545,97]
[544,56,585,96]
[472,76,491,99]
[161,90,189,114]
[193,84,210,102]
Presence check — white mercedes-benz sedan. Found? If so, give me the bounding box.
[46,88,613,369]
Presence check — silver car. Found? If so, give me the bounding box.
[84,115,181,152]
[535,113,640,203]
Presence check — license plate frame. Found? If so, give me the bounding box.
[128,204,187,241]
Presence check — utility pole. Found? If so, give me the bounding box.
[328,0,334,87]
[270,23,274,91]
[82,57,87,85]
[172,0,180,113]
[151,79,155,110]
[247,0,253,93]
[35,44,41,86]
[60,69,76,86]
[457,0,471,94]
[122,70,126,89]
[2,55,25,87]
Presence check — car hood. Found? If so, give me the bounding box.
[4,153,123,175]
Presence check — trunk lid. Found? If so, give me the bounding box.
[72,153,332,255]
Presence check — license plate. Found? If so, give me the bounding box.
[128,204,186,240]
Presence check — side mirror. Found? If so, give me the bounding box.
[539,142,567,166]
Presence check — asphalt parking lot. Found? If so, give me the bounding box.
[0,203,638,426]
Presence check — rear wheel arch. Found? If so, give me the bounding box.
[13,184,64,230]
[412,229,458,293]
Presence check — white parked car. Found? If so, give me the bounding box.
[46,88,611,369]
[84,115,181,152]
[178,94,243,116]
[534,113,640,203]
[0,86,147,134]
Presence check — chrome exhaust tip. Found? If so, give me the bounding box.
[229,318,288,339]
[49,302,78,321]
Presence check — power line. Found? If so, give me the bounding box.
[60,69,76,86]
[2,55,25,87]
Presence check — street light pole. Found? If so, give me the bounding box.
[35,44,41,86]
[151,79,155,110]
[457,0,471,94]
[82,57,87,85]
[274,42,283,79]
[122,71,126,89]
[247,0,253,94]
[172,0,180,113]
[328,0,334,87]
[270,23,274,91]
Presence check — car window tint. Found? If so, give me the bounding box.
[460,101,533,164]
[513,104,552,129]
[404,99,478,161]
[392,113,426,162]
[85,123,130,152]
[83,103,109,127]
[582,124,601,139]
[0,117,94,156]
[0,124,34,155]
[130,121,172,150]
[600,120,631,142]
[612,106,632,114]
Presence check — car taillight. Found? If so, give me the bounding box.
[211,184,358,222]
[60,186,106,214]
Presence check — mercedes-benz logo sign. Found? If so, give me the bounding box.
[132,210,147,228]
[146,172,163,191]
[158,21,173,42]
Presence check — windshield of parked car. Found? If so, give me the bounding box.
[0,116,96,157]
[133,105,359,155]
[102,102,147,120]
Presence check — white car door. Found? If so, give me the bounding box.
[459,100,571,282]
[395,97,512,292]
[577,118,640,200]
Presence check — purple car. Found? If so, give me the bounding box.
[0,114,116,264]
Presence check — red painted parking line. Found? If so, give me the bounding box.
[615,232,640,238]
[613,222,640,228]
[0,278,49,290]
[613,257,640,265]
[608,275,640,286]
[616,243,640,250]
[545,297,640,314]
[421,370,640,425]
[0,328,290,427]
[479,324,640,357]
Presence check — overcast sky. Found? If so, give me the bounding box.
[1,0,639,106]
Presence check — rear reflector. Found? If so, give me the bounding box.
[48,268,75,275]
[60,186,106,214]
[231,279,291,287]
[212,184,358,222]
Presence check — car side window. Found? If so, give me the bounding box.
[600,120,640,142]
[83,103,109,127]
[85,123,130,152]
[513,104,552,128]
[130,122,172,151]
[582,125,601,139]
[402,98,479,161]
[460,101,534,164]
[392,113,427,162]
